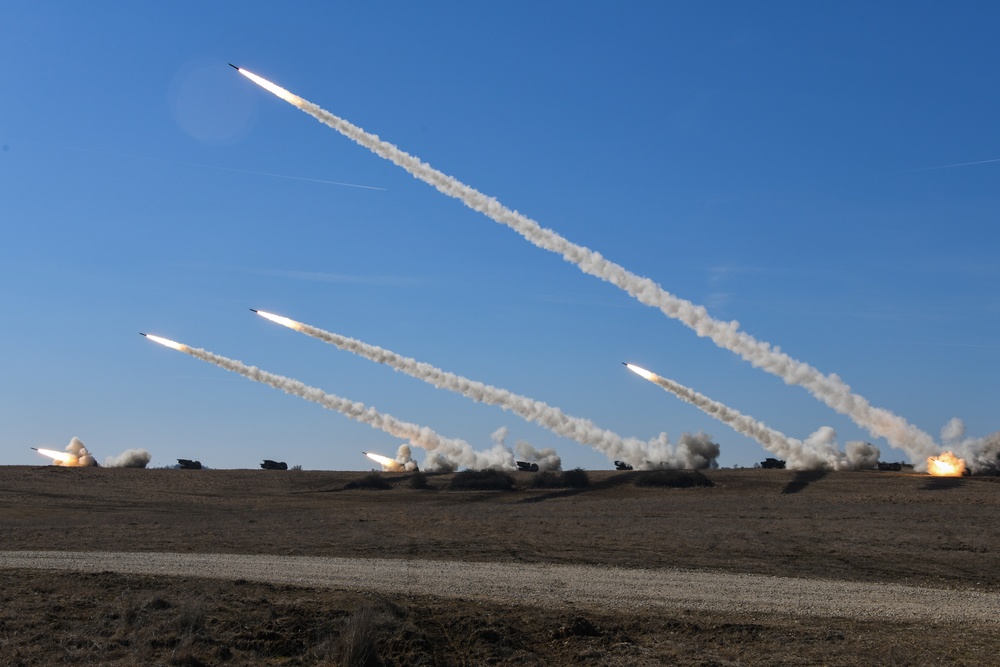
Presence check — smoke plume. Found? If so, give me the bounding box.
[627,364,878,470]
[104,448,153,468]
[65,437,97,466]
[965,433,1000,475]
[940,418,1000,475]
[234,68,937,463]
[488,426,562,471]
[365,445,420,472]
[254,310,709,469]
[35,437,98,467]
[845,440,881,470]
[143,334,510,471]
[393,444,419,471]
[673,432,722,470]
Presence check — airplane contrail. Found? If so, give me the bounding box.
[252,309,717,469]
[624,363,880,470]
[911,157,1000,172]
[230,65,939,466]
[140,333,510,471]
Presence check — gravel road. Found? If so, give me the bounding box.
[3,550,997,623]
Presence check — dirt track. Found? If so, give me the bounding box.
[4,468,1000,664]
[3,550,998,623]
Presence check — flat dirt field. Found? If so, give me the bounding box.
[1,465,998,665]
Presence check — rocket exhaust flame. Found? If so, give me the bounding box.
[231,66,937,464]
[34,439,149,467]
[140,332,186,351]
[364,451,403,471]
[927,451,966,477]
[253,310,709,469]
[233,67,307,107]
[32,437,98,467]
[141,332,507,471]
[34,448,76,465]
[624,363,879,471]
[254,310,304,331]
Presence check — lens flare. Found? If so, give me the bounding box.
[927,451,966,477]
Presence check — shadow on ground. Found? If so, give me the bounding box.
[516,472,639,504]
[781,471,829,495]
[921,477,966,491]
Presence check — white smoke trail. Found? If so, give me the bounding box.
[234,67,937,463]
[142,334,506,471]
[254,310,713,469]
[626,364,879,470]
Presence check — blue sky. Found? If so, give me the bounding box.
[2,2,997,470]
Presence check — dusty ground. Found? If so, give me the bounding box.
[1,465,998,665]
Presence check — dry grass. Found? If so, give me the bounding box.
[344,473,393,491]
[3,568,996,666]
[448,468,515,491]
[529,468,591,489]
[634,469,713,488]
[2,466,1000,664]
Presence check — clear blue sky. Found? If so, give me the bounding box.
[2,2,997,470]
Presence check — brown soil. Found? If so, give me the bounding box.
[1,465,998,665]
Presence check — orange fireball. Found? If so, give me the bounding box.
[927,451,966,477]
